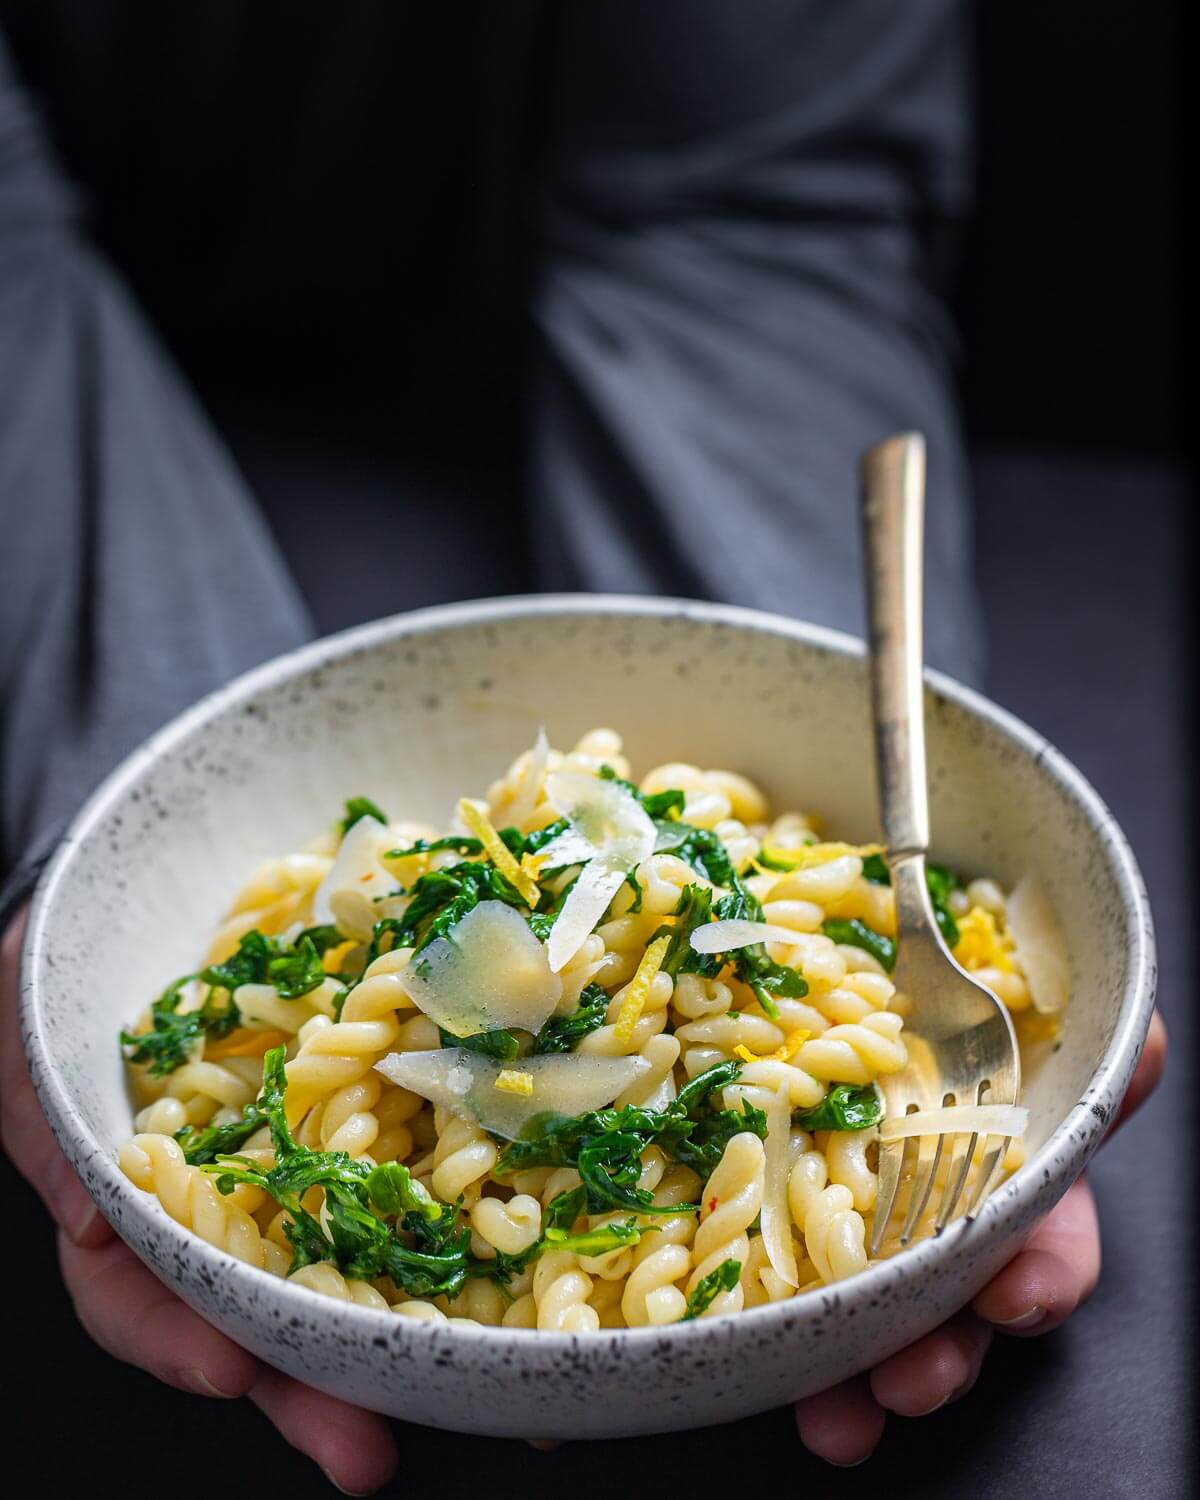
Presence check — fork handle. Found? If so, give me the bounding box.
[861,432,930,859]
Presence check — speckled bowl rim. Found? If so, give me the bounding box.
[21,594,1157,1358]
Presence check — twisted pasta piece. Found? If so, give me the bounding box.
[671,973,735,1021]
[795,1011,907,1085]
[687,1132,765,1318]
[788,1149,867,1282]
[622,1165,698,1327]
[391,1300,482,1327]
[556,933,607,1010]
[119,1134,289,1274]
[823,1129,878,1212]
[283,948,412,1118]
[430,1110,499,1206]
[297,1075,420,1161]
[469,1194,542,1258]
[740,1232,799,1309]
[615,1033,680,1110]
[289,1262,390,1308]
[444,1278,507,1326]
[533,1251,599,1333]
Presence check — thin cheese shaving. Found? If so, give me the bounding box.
[457,798,541,906]
[505,727,549,828]
[494,1070,534,1096]
[879,1103,1029,1142]
[613,934,671,1044]
[758,840,884,872]
[1006,875,1070,1015]
[690,918,807,954]
[761,1085,799,1288]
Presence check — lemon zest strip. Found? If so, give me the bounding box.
[457,798,542,906]
[494,1070,535,1096]
[613,935,671,1045]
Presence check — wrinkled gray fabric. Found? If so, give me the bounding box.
[1,1,982,927]
[530,1,983,683]
[0,44,310,922]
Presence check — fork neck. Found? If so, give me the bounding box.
[889,851,944,947]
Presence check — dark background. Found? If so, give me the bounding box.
[1,1,1191,1494]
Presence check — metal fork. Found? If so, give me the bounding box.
[861,433,1021,1256]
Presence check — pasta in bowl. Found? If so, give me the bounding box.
[21,596,1154,1437]
[117,729,1064,1331]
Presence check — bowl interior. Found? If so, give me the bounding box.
[32,599,1139,1214]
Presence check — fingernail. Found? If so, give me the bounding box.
[829,1455,874,1467]
[48,1156,99,1242]
[322,1470,372,1496]
[994,1307,1046,1331]
[183,1368,240,1399]
[908,1394,951,1417]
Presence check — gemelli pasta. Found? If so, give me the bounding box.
[118,729,1066,1330]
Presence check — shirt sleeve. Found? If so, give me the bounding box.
[528,0,984,686]
[0,35,311,924]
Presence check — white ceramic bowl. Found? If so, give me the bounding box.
[21,596,1156,1439]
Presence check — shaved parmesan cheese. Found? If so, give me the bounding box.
[312,816,394,938]
[547,854,630,975]
[879,1104,1029,1143]
[399,900,562,1036]
[545,770,656,861]
[1006,876,1070,1016]
[543,770,656,972]
[690,919,805,955]
[761,1086,799,1288]
[375,1048,650,1139]
[505,727,550,828]
[533,827,598,871]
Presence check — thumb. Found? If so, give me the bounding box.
[0,906,113,1247]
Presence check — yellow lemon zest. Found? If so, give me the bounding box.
[954,907,1015,973]
[457,798,541,906]
[613,934,671,1044]
[322,940,357,975]
[758,840,884,872]
[520,850,549,885]
[494,1070,535,1096]
[733,1029,811,1066]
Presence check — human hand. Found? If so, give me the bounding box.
[793,1007,1168,1465]
[1,905,400,1496]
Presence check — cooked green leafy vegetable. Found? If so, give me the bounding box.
[793,1083,883,1133]
[658,824,808,1020]
[438,1026,521,1061]
[655,885,719,979]
[711,883,809,1019]
[820,917,896,973]
[340,796,389,832]
[387,834,483,859]
[683,1258,741,1319]
[176,1104,267,1164]
[202,1049,644,1294]
[860,854,961,948]
[531,983,609,1054]
[369,860,529,957]
[119,977,240,1077]
[120,925,343,1077]
[493,1059,764,1211]
[597,764,686,822]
